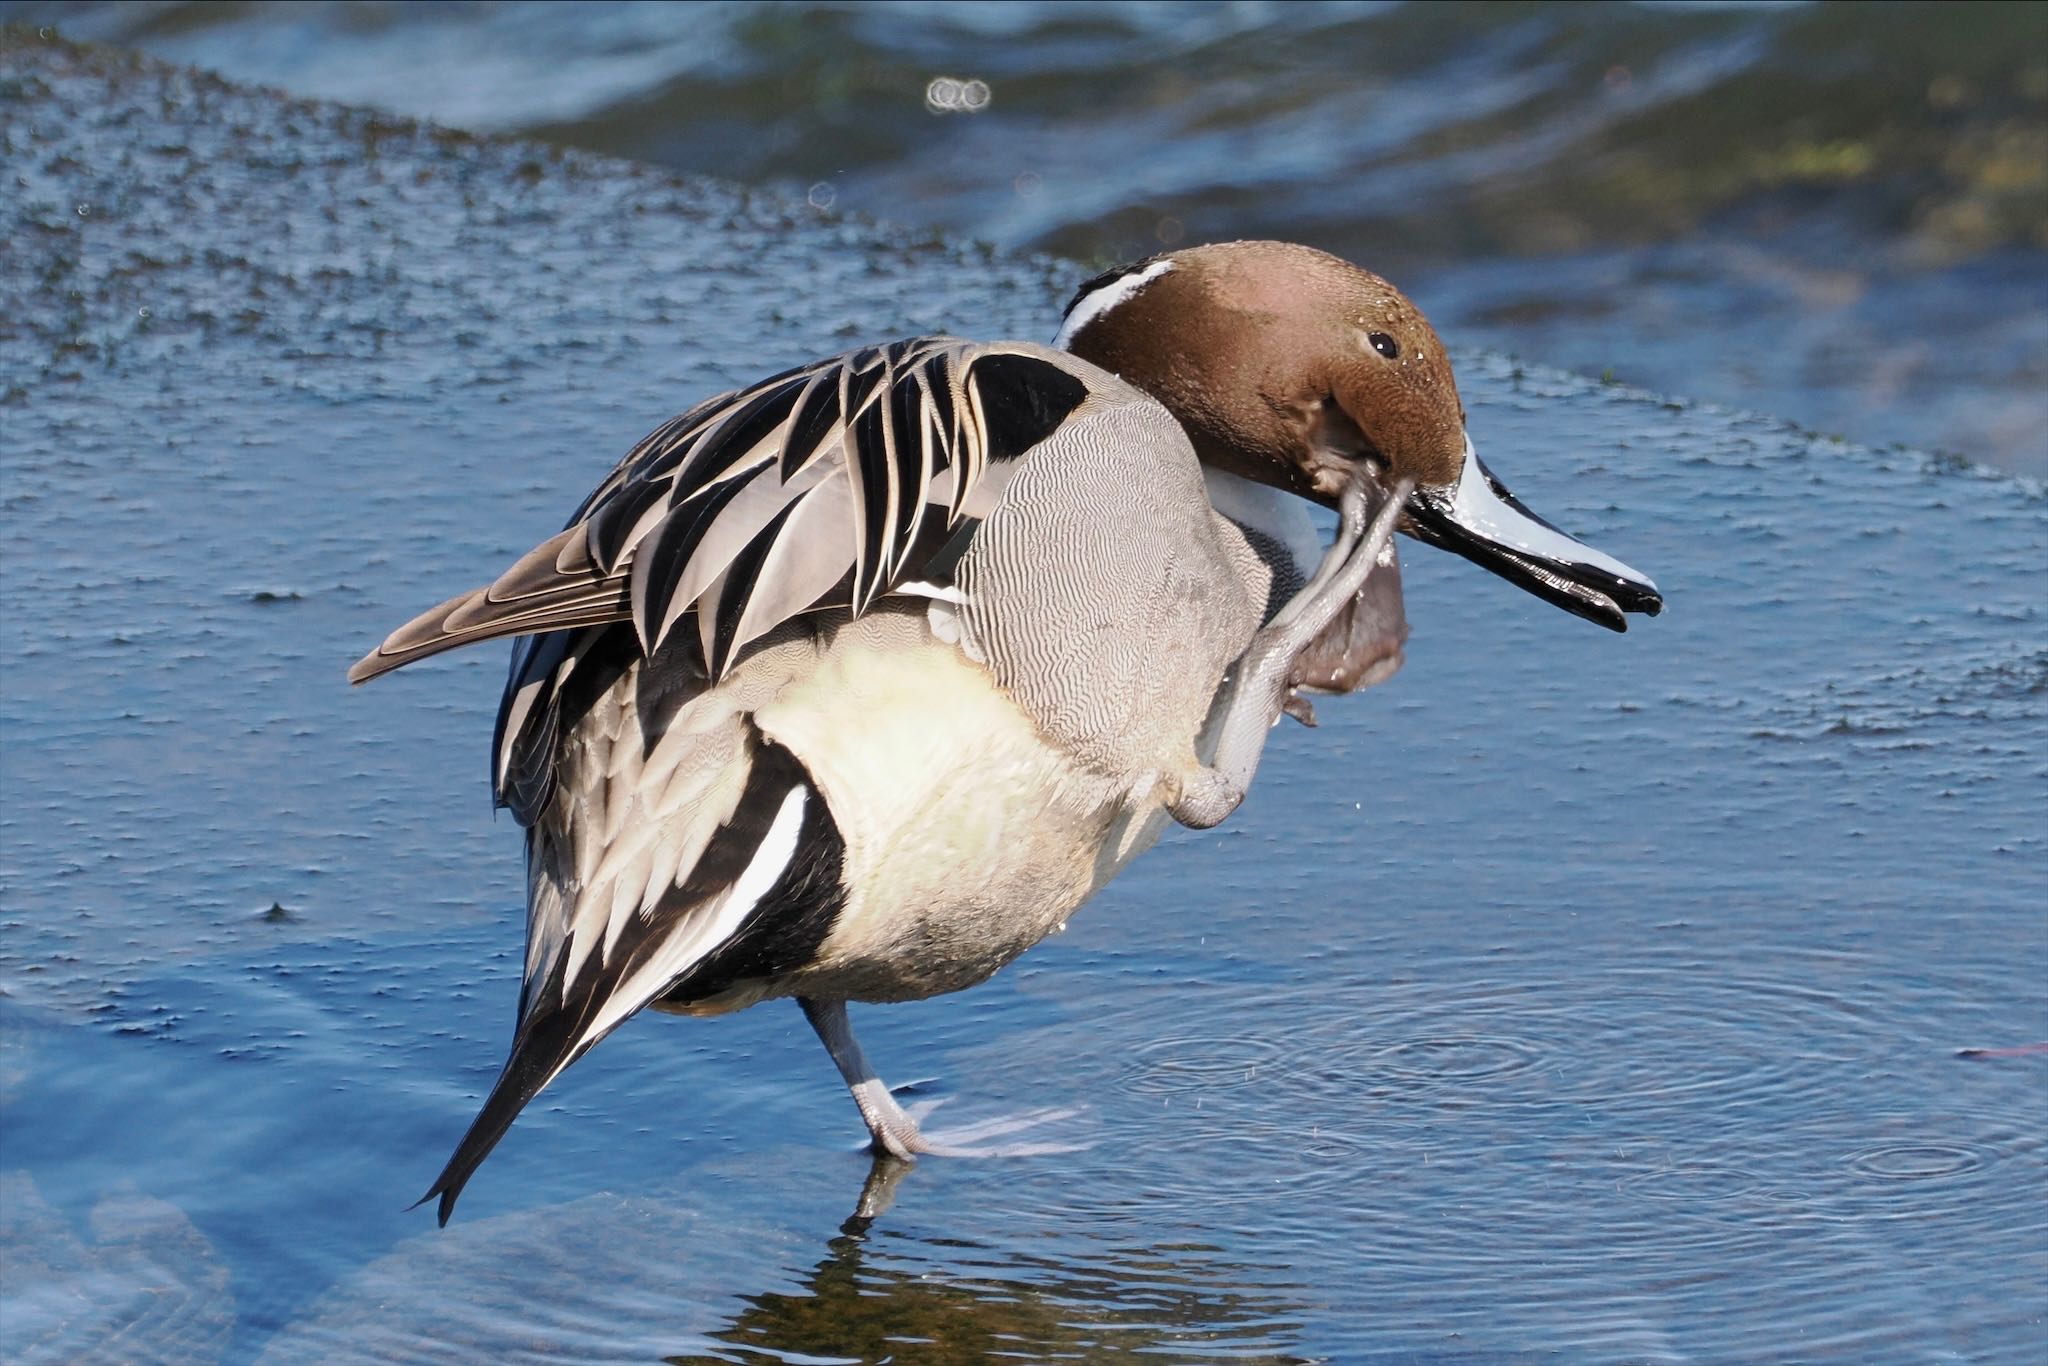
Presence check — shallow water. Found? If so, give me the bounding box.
[3,32,2046,1365]
[27,0,2048,476]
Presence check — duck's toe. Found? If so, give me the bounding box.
[858,1094,1089,1160]
[884,1099,1090,1159]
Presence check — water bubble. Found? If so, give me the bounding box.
[1156,215,1185,246]
[805,182,835,211]
[1926,74,1973,110]
[137,307,150,319]
[75,204,91,217]
[925,77,991,113]
[1013,171,1042,198]
[1846,1142,1985,1182]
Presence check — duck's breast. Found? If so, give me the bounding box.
[754,610,1128,1001]
[754,397,1269,1002]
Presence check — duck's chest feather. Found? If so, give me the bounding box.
[756,629,1133,1001]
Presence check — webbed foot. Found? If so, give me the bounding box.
[873,1096,1086,1159]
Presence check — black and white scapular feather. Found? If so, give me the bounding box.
[352,337,1088,818]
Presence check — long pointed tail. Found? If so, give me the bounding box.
[416,958,597,1226]
[419,726,839,1224]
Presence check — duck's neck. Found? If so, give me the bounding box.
[1201,468,1322,574]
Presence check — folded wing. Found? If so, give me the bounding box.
[349,337,1090,684]
[348,336,1093,820]
[421,719,847,1225]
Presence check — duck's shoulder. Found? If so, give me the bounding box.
[954,337,1181,437]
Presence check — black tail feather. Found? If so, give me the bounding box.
[419,954,596,1225]
[419,724,848,1225]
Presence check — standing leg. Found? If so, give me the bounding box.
[801,996,930,1160]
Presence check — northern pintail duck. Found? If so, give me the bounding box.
[353,240,1662,1223]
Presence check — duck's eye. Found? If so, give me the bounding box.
[1368,332,1400,360]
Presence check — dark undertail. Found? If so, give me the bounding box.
[420,729,849,1225]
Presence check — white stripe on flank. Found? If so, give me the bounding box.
[1052,259,1175,350]
[1450,437,1659,592]
[577,784,809,1049]
[892,579,968,604]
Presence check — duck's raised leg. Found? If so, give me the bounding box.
[1169,475,1413,830]
[799,997,1081,1159]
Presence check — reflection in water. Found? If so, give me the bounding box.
[259,1153,1314,1365]
[680,1164,1312,1365]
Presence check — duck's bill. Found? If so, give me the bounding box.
[1405,444,1663,632]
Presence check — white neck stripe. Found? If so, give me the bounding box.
[1052,259,1175,351]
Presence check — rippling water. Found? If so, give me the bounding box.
[3,28,2045,1366]
[22,0,2048,477]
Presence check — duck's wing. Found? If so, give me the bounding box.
[348,336,1091,686]
[350,336,1094,818]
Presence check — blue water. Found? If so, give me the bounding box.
[2,26,2045,1365]
[25,0,2048,477]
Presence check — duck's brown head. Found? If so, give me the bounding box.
[1057,240,1662,631]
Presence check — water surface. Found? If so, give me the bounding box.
[2,30,2045,1365]
[26,0,2048,476]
